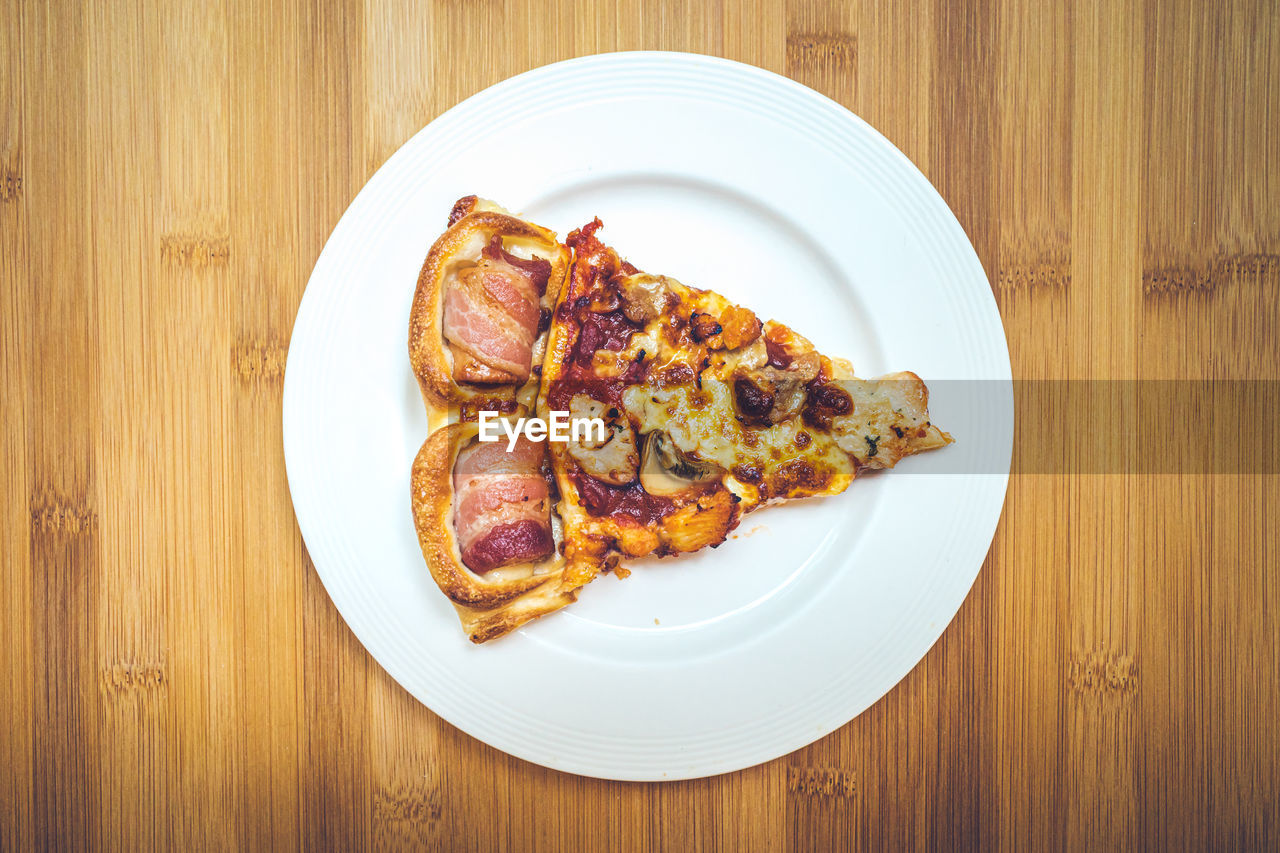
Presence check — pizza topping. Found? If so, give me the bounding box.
[650,361,697,387]
[751,352,822,385]
[764,331,793,369]
[569,471,679,524]
[771,380,810,424]
[443,241,549,384]
[619,274,675,323]
[481,236,552,296]
[828,373,953,468]
[734,377,775,425]
[639,431,722,496]
[803,377,853,431]
[452,435,554,572]
[762,458,835,500]
[547,359,631,410]
[444,284,532,383]
[717,336,768,374]
[574,308,640,364]
[565,218,616,278]
[733,350,817,425]
[565,394,639,486]
[459,519,554,575]
[697,305,762,351]
[689,311,724,342]
[725,326,821,426]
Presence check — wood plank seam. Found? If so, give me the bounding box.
[785,32,856,69]
[159,233,231,268]
[0,164,20,203]
[786,766,856,799]
[231,336,288,385]
[1142,252,1280,297]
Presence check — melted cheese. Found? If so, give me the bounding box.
[621,381,854,506]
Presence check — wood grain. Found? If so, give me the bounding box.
[2,0,1277,850]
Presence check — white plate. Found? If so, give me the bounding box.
[283,52,1012,781]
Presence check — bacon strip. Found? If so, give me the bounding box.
[455,429,545,476]
[460,520,553,575]
[444,275,533,382]
[453,436,554,572]
[482,236,551,295]
[443,237,551,384]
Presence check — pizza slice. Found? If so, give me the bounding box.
[538,219,953,585]
[408,199,952,643]
[408,199,580,642]
[408,195,570,419]
[410,422,580,644]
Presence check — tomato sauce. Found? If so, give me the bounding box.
[574,308,640,364]
[569,470,680,524]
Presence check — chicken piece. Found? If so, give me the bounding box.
[565,394,639,485]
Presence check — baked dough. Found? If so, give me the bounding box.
[410,422,580,643]
[408,196,570,418]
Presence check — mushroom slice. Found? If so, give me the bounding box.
[566,394,639,485]
[618,274,675,323]
[639,431,722,497]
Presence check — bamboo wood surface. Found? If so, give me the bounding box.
[2,0,1277,849]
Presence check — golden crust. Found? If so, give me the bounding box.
[548,462,741,570]
[407,198,570,413]
[409,422,581,643]
[659,490,740,552]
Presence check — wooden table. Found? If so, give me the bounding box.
[3,1,1276,849]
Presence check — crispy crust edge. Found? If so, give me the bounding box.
[410,422,580,643]
[408,201,571,410]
